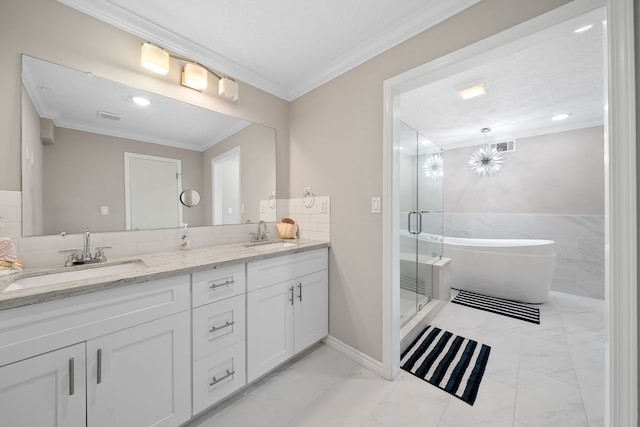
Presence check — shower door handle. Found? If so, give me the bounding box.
[408,211,420,235]
[416,211,423,235]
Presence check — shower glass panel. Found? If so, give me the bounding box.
[397,121,444,327]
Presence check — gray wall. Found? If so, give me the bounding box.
[203,124,276,224]
[0,0,290,199]
[443,127,606,299]
[21,87,44,236]
[41,127,204,235]
[289,0,572,362]
[444,127,604,215]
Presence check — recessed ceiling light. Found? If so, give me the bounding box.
[552,113,571,121]
[574,24,593,33]
[132,96,151,106]
[457,82,487,100]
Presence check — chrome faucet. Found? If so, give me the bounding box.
[249,221,269,243]
[83,227,91,259]
[59,227,111,266]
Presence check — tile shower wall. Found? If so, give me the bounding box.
[0,190,330,268]
[444,212,605,299]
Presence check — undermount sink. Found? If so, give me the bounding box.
[244,241,299,251]
[3,259,148,292]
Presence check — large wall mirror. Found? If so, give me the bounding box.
[21,55,277,237]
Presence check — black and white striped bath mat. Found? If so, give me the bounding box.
[452,290,540,324]
[401,325,491,405]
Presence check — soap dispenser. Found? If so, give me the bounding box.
[179,223,191,251]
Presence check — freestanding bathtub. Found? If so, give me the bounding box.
[443,237,556,304]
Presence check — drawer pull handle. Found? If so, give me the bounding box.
[97,348,102,385]
[69,358,75,396]
[209,321,235,333]
[209,279,235,290]
[297,283,302,301]
[210,369,235,386]
[289,286,294,305]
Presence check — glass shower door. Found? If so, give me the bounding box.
[398,121,443,326]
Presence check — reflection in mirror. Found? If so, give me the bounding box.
[180,189,201,208]
[21,55,276,237]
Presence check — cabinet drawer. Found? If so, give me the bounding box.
[247,249,328,292]
[192,294,245,361]
[192,264,245,307]
[192,341,246,415]
[0,275,190,367]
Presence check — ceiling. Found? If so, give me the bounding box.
[395,8,605,152]
[58,0,480,101]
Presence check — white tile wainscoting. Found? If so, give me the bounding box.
[445,213,605,300]
[0,191,330,268]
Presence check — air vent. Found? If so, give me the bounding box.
[491,140,516,152]
[97,110,121,121]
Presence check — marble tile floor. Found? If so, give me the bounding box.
[186,291,605,427]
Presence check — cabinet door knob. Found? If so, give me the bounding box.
[69,358,75,396]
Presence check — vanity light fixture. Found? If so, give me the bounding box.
[141,42,169,75]
[141,42,239,100]
[182,63,208,91]
[552,113,571,121]
[219,77,239,101]
[457,82,487,100]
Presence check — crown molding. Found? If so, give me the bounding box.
[57,0,291,100]
[287,0,482,100]
[58,0,480,101]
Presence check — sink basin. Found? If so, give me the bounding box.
[244,241,299,251]
[4,259,148,292]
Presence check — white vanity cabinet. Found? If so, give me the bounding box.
[86,311,191,427]
[191,264,247,415]
[0,342,87,427]
[0,275,192,427]
[246,249,328,382]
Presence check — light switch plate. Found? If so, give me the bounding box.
[100,206,109,215]
[371,197,381,214]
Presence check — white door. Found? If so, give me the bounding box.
[125,152,183,230]
[247,281,294,382]
[0,343,86,427]
[87,311,191,427]
[294,270,329,353]
[212,147,241,225]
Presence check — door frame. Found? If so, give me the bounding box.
[382,0,636,425]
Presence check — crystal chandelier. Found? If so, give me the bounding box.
[468,127,504,177]
[423,152,444,179]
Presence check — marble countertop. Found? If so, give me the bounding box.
[0,239,329,311]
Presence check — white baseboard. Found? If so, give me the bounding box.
[323,335,385,378]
